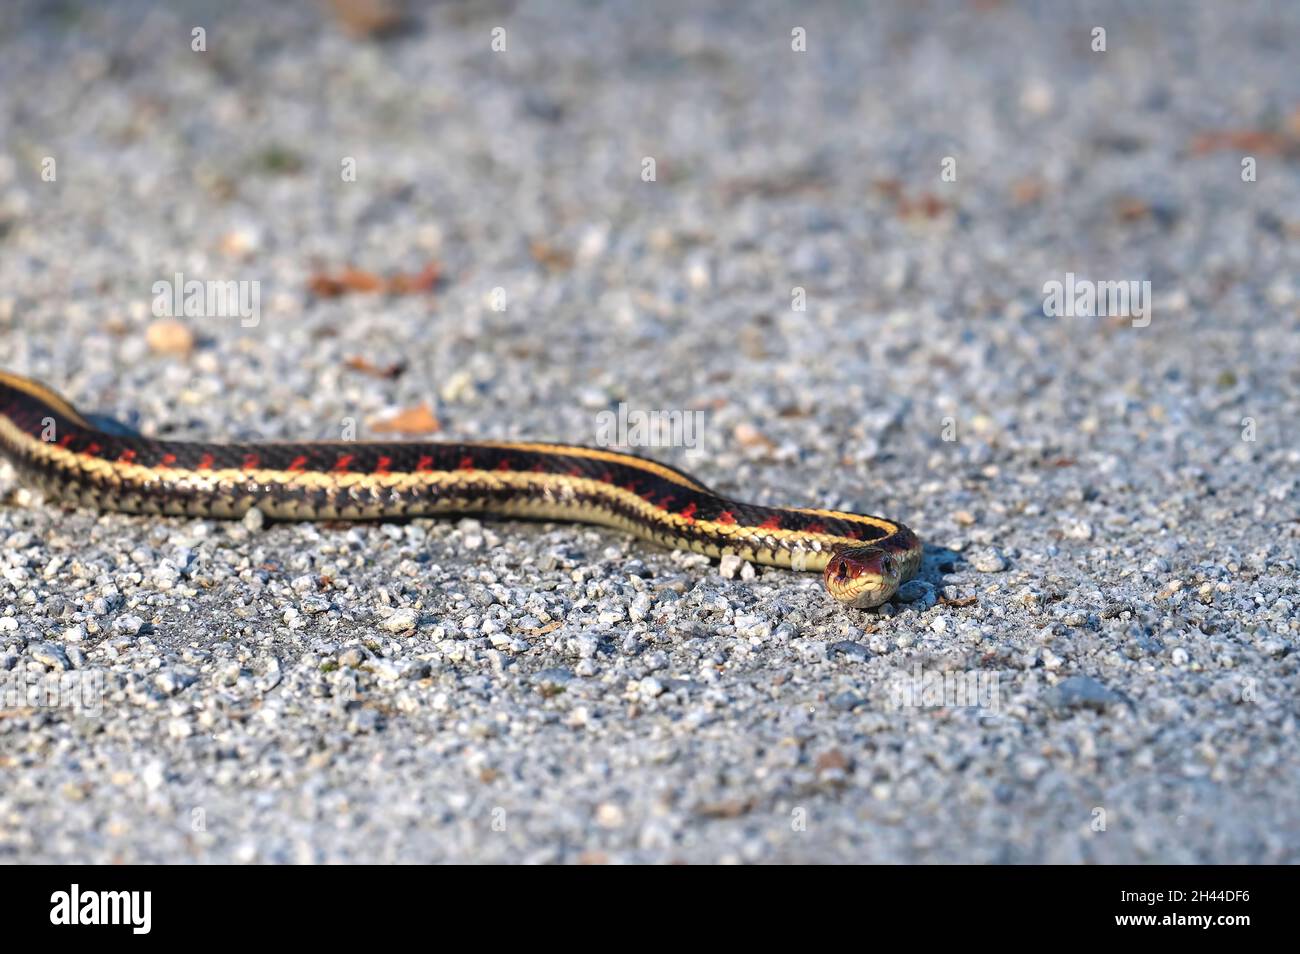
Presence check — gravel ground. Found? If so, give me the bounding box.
[1,0,1297,863]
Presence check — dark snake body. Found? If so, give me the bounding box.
[0,370,921,605]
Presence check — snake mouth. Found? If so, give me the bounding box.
[823,546,904,608]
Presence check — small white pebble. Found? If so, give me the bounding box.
[242,507,266,532]
[114,615,146,636]
[719,554,748,579]
[969,548,1007,573]
[380,608,418,633]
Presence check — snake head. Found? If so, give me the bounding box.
[824,544,904,608]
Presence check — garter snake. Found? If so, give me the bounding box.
[0,370,921,607]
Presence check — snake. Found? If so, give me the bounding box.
[0,369,921,607]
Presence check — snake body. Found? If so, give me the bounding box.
[0,370,921,607]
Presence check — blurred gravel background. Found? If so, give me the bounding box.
[0,0,1297,863]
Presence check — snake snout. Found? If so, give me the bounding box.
[823,545,903,609]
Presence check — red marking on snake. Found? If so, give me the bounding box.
[679,501,697,523]
[599,470,613,483]
[118,450,136,463]
[416,455,434,472]
[458,455,475,471]
[658,496,675,510]
[288,455,309,472]
[58,434,75,447]
[497,459,512,471]
[85,442,101,456]
[622,481,637,493]
[532,463,547,473]
[759,515,782,530]
[198,452,214,470]
[844,528,861,540]
[716,510,736,525]
[243,454,260,470]
[375,456,392,476]
[805,522,826,535]
[160,453,177,467]
[333,454,354,472]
